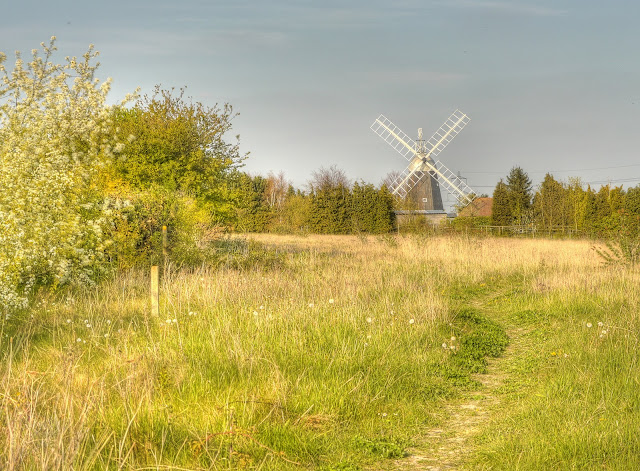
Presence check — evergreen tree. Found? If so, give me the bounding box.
[566,177,586,231]
[373,185,396,233]
[308,166,352,234]
[349,182,395,234]
[233,173,271,232]
[309,184,351,234]
[506,166,533,225]
[623,185,640,235]
[491,180,512,226]
[533,173,568,232]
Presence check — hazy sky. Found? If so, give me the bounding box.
[2,1,639,207]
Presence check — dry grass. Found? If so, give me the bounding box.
[1,234,635,470]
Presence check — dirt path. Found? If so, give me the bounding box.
[371,321,525,471]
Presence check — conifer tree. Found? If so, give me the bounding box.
[533,173,568,232]
[491,180,512,226]
[308,166,352,234]
[506,166,533,225]
[233,173,271,232]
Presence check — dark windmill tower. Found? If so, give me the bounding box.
[370,110,476,212]
[407,127,444,211]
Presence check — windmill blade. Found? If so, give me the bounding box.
[423,110,470,160]
[432,159,475,205]
[392,157,475,205]
[370,115,418,162]
[390,158,426,198]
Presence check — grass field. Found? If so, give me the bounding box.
[1,233,638,470]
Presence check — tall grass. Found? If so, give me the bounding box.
[1,234,636,469]
[471,250,640,470]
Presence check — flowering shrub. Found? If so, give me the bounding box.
[0,38,133,313]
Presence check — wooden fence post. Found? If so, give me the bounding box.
[150,265,159,317]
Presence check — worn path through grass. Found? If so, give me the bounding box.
[371,291,534,471]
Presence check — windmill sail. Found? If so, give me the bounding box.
[371,110,475,207]
[370,115,417,161]
[421,110,470,160]
[391,158,474,205]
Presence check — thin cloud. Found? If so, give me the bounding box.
[439,0,567,17]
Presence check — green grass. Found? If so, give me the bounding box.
[1,234,639,470]
[469,259,640,470]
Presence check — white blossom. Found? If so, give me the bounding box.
[0,39,135,313]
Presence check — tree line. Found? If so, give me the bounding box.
[490,167,640,236]
[232,166,395,234]
[3,39,638,314]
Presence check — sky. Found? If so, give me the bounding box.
[2,0,639,209]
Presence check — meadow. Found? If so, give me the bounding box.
[1,233,638,470]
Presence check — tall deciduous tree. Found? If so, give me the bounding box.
[111,86,245,218]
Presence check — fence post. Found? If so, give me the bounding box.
[150,265,159,317]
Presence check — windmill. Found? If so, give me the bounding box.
[370,110,475,211]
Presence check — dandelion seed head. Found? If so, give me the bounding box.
[409,319,415,324]
[586,322,592,328]
[366,317,372,323]
[329,298,334,304]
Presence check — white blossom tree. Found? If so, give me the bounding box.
[0,38,133,313]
